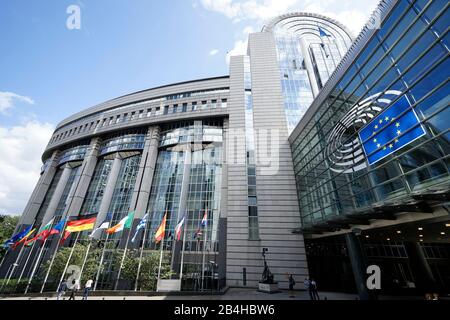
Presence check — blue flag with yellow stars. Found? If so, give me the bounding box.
[359,95,426,165]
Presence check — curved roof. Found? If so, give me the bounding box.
[262,12,354,39]
[55,75,230,130]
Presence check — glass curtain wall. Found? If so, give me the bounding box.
[291,0,450,226]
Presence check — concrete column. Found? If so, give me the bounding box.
[218,118,228,288]
[93,153,122,233]
[300,37,320,97]
[345,233,373,300]
[171,146,192,274]
[40,164,72,225]
[129,126,160,219]
[19,151,60,226]
[404,242,438,293]
[65,138,101,218]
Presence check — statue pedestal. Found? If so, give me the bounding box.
[258,282,280,294]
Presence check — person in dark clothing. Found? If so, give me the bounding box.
[57,279,67,300]
[68,279,80,300]
[310,279,320,300]
[288,274,296,298]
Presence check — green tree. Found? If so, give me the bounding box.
[0,215,20,261]
[41,241,102,290]
[120,249,173,291]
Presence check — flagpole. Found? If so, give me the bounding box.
[156,234,165,290]
[114,227,133,290]
[24,238,48,294]
[179,218,187,280]
[77,239,92,285]
[56,232,80,292]
[2,244,26,292]
[201,213,207,291]
[93,233,109,291]
[17,241,37,286]
[40,219,70,293]
[134,217,149,291]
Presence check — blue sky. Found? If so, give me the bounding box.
[0,0,379,215]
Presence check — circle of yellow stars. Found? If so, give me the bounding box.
[371,115,401,150]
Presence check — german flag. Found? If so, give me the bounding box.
[65,217,96,233]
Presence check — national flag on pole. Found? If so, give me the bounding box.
[12,228,36,249]
[318,26,331,37]
[89,213,113,238]
[2,225,33,248]
[106,211,135,234]
[201,210,208,228]
[154,212,167,243]
[41,219,66,241]
[131,213,148,243]
[24,218,54,246]
[65,217,96,233]
[174,215,185,241]
[193,228,202,239]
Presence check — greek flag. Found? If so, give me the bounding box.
[359,95,426,165]
[131,213,148,243]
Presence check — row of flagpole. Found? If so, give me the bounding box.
[2,199,213,294]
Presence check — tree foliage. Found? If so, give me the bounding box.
[0,215,20,260]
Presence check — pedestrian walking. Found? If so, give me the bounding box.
[57,279,67,300]
[288,274,296,298]
[83,279,94,300]
[310,279,320,300]
[68,278,80,300]
[304,278,313,300]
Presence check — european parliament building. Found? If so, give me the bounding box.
[1,0,449,298]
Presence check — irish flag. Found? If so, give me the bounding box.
[154,212,167,243]
[106,211,135,234]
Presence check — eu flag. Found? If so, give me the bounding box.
[359,95,426,165]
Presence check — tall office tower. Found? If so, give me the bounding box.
[263,13,353,133]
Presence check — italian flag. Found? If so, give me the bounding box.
[106,211,135,234]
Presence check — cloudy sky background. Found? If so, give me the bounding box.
[0,0,379,216]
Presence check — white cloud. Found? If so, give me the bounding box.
[0,91,35,115]
[226,39,248,64]
[209,49,219,56]
[200,0,300,22]
[242,26,254,35]
[0,121,54,215]
[199,0,379,36]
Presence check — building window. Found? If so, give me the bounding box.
[138,110,144,118]
[248,206,259,240]
[147,108,152,117]
[192,102,197,111]
[173,104,178,113]
[221,98,227,108]
[182,103,188,112]
[164,105,169,115]
[201,100,208,110]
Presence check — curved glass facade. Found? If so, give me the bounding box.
[271,14,353,133]
[142,120,223,290]
[80,158,114,215]
[290,0,449,226]
[100,132,146,156]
